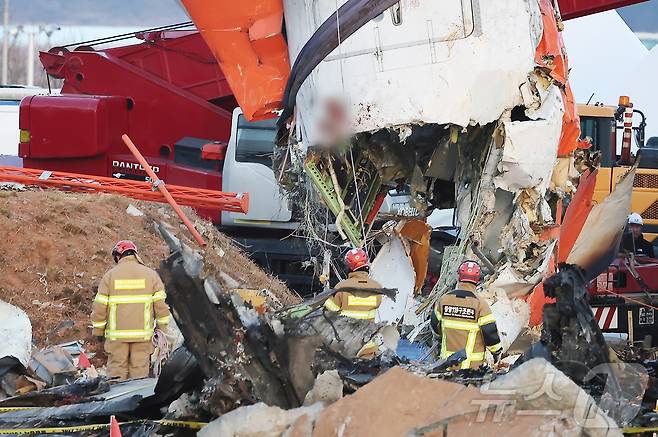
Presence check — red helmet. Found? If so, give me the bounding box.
[112,240,137,258]
[345,248,369,271]
[458,260,481,284]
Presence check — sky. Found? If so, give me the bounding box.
[2,1,655,49]
[9,0,188,27]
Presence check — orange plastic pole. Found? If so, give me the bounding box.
[122,134,206,248]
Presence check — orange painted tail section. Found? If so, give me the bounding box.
[180,0,290,120]
[558,169,599,263]
[527,169,598,327]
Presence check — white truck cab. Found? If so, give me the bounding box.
[221,108,297,230]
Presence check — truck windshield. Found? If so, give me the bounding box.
[580,116,614,167]
[236,115,277,168]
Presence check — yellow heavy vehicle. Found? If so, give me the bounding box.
[579,97,658,243]
[581,97,658,345]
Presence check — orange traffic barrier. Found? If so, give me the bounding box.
[121,134,207,247]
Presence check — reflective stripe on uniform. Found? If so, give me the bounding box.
[324,299,341,312]
[440,349,484,361]
[92,321,107,328]
[469,352,484,361]
[113,279,146,290]
[440,317,486,369]
[102,293,165,336]
[144,301,152,331]
[346,295,378,307]
[156,315,170,325]
[94,293,109,305]
[97,293,165,304]
[478,313,496,326]
[109,303,117,331]
[106,294,154,304]
[487,342,503,353]
[442,319,479,332]
[340,309,376,320]
[462,329,479,369]
[105,329,153,341]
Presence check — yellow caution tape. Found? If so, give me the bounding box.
[158,419,207,429]
[0,419,207,434]
[0,408,37,413]
[0,423,109,435]
[623,426,658,434]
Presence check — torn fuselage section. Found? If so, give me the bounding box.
[300,122,493,246]
[275,0,579,339]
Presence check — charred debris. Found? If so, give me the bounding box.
[3,224,655,435]
[1,184,657,435]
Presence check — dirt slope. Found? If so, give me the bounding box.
[0,188,298,357]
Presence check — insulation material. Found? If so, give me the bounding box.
[283,0,541,144]
[488,292,530,353]
[0,300,32,369]
[490,238,556,297]
[494,87,562,194]
[550,155,579,195]
[402,296,424,328]
[371,233,415,325]
[489,263,537,297]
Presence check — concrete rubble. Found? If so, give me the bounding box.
[200,364,621,437]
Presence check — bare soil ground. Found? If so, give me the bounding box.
[0,188,299,363]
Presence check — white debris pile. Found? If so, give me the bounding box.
[199,362,622,437]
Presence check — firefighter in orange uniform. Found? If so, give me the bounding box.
[324,248,382,320]
[91,241,171,380]
[430,260,502,369]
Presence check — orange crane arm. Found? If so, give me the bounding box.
[179,0,290,121]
